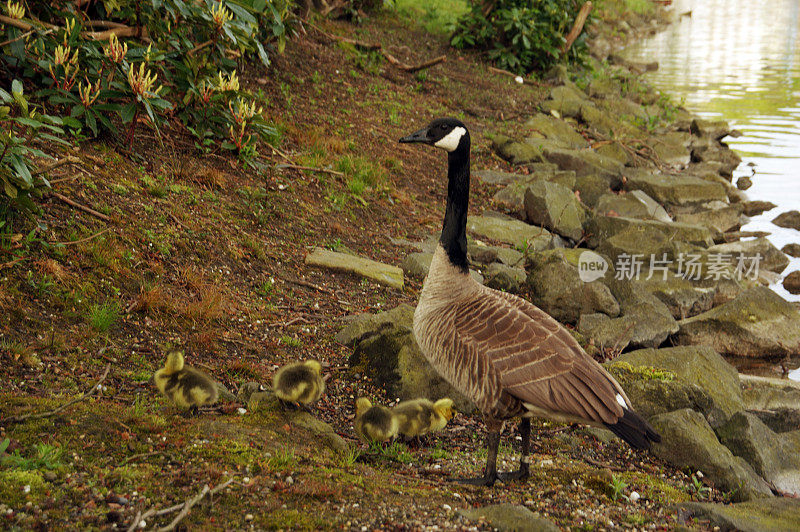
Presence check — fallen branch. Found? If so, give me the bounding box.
[50,192,112,222]
[3,364,111,425]
[126,477,236,532]
[33,155,82,177]
[276,163,344,177]
[563,1,593,54]
[49,228,110,246]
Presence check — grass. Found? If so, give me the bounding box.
[335,154,386,196]
[268,447,297,470]
[393,0,468,35]
[0,439,66,471]
[609,473,628,502]
[87,301,120,332]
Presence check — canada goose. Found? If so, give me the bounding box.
[399,118,660,485]
[393,398,456,438]
[354,397,398,443]
[272,360,325,408]
[153,350,218,414]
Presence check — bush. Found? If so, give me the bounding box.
[0,0,292,212]
[451,0,592,74]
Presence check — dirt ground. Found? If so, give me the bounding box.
[1,7,720,531]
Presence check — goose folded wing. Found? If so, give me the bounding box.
[453,293,624,425]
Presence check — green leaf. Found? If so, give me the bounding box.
[120,103,137,124]
[11,79,23,96]
[4,179,18,199]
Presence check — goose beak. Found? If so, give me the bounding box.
[399,127,431,144]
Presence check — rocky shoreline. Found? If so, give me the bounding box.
[304,6,800,529]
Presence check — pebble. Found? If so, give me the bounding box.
[442,504,452,511]
[245,514,254,521]
[630,491,640,502]
[237,407,247,415]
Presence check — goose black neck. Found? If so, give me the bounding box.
[440,139,470,273]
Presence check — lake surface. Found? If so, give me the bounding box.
[623,0,800,301]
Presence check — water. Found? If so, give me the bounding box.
[623,0,800,302]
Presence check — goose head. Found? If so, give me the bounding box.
[399,117,469,153]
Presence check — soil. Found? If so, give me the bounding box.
[1,7,721,531]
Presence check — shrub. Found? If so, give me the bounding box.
[451,0,592,74]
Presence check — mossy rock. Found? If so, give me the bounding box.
[459,503,560,532]
[621,169,727,206]
[675,498,800,532]
[525,113,588,149]
[523,180,586,241]
[585,214,714,248]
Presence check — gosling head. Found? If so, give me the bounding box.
[355,397,373,416]
[164,349,185,372]
[434,398,456,421]
[399,117,469,153]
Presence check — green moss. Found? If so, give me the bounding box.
[607,361,676,382]
[0,470,48,506]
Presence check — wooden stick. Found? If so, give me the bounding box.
[563,1,593,54]
[0,14,32,31]
[33,155,82,177]
[49,228,109,246]
[276,163,344,177]
[3,364,111,424]
[50,192,112,222]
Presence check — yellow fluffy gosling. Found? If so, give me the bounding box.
[272,360,325,407]
[354,397,398,443]
[153,350,218,413]
[393,398,456,438]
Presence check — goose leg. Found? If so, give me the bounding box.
[498,418,530,482]
[452,430,500,486]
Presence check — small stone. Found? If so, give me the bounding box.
[773,210,800,231]
[782,243,800,258]
[783,271,800,295]
[443,504,452,511]
[245,514,254,521]
[139,520,147,529]
[630,491,640,502]
[736,175,752,190]
[237,407,247,415]
[285,476,294,485]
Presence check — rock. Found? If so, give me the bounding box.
[578,313,634,352]
[527,248,620,324]
[706,237,790,274]
[784,271,800,295]
[484,263,526,293]
[401,252,432,280]
[595,141,631,165]
[335,304,416,347]
[615,346,743,424]
[525,114,588,149]
[674,204,743,237]
[675,498,800,532]
[605,278,679,349]
[649,409,773,501]
[541,84,590,118]
[248,390,280,412]
[606,361,714,420]
[492,135,544,165]
[573,173,610,207]
[458,503,560,532]
[781,243,800,258]
[675,287,800,358]
[523,181,586,241]
[595,191,671,223]
[468,213,555,251]
[492,172,576,217]
[691,144,742,177]
[752,409,800,433]
[305,247,404,289]
[596,225,674,265]
[645,134,692,167]
[585,215,714,248]
[346,305,473,412]
[215,383,236,402]
[468,242,524,267]
[289,411,348,452]
[542,147,623,182]
[740,374,800,412]
[237,381,265,403]
[691,118,737,140]
[474,164,558,185]
[622,169,728,206]
[773,210,800,231]
[742,200,778,217]
[580,103,625,137]
[632,273,716,319]
[737,175,753,190]
[716,411,800,495]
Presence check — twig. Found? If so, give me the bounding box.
[120,451,164,466]
[0,27,53,47]
[276,163,344,177]
[268,316,312,328]
[279,275,334,295]
[187,39,214,56]
[167,212,189,231]
[585,456,626,472]
[49,228,110,246]
[563,1,593,54]
[126,477,236,532]
[50,192,112,222]
[3,364,111,424]
[32,155,81,177]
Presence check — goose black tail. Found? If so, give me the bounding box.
[603,409,661,450]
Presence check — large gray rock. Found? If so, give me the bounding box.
[674,204,744,237]
[474,164,558,185]
[649,409,773,501]
[305,247,404,289]
[573,173,610,207]
[622,169,728,206]
[542,147,623,182]
[492,135,545,165]
[525,114,588,149]
[691,118,738,140]
[523,181,586,241]
[579,313,634,352]
[740,374,800,412]
[716,411,800,495]
[540,83,590,118]
[459,503,559,532]
[781,243,800,258]
[585,215,714,248]
[468,213,554,251]
[706,237,790,274]
[743,200,778,217]
[596,225,675,265]
[616,346,743,425]
[605,277,680,349]
[468,242,524,267]
[580,103,626,137]
[484,263,526,293]
[645,132,692,167]
[492,172,576,217]
[595,191,671,222]
[631,273,716,319]
[675,287,800,358]
[527,248,620,324]
[401,252,483,284]
[773,211,800,231]
[342,305,473,412]
[784,271,800,295]
[675,498,800,532]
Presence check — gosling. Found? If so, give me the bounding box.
[393,398,456,439]
[272,360,325,408]
[354,397,398,443]
[153,350,218,414]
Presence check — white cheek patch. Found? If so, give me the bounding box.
[615,393,628,409]
[434,126,466,152]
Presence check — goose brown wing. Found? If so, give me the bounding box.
[453,288,625,425]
